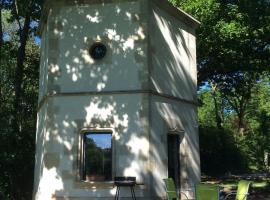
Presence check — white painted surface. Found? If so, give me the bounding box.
[34,94,150,199]
[34,0,200,199]
[44,1,148,96]
[150,3,197,101]
[150,95,200,197]
[38,26,49,101]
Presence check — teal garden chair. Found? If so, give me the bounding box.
[163,178,189,200]
[195,183,220,200]
[163,178,220,200]
[223,180,251,200]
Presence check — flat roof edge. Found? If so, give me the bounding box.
[151,0,200,29]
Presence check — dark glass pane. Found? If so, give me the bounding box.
[168,135,180,191]
[89,43,107,60]
[84,132,112,181]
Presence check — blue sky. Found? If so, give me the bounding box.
[86,133,112,149]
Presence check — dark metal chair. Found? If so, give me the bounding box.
[114,176,136,200]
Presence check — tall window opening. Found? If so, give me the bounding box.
[81,131,112,181]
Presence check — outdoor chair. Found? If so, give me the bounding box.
[195,183,220,200]
[223,180,251,200]
[163,178,189,200]
[163,178,220,200]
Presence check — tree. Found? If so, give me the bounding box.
[0,0,3,48]
[198,73,270,173]
[198,89,217,127]
[0,0,42,199]
[170,0,270,84]
[0,38,39,200]
[214,72,259,134]
[199,126,247,175]
[198,86,226,129]
[243,75,270,170]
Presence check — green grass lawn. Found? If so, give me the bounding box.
[220,180,269,188]
[202,176,270,199]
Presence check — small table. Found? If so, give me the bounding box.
[114,176,136,200]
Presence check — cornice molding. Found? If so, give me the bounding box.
[37,89,198,111]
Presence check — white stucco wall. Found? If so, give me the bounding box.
[33,102,48,198]
[42,1,148,97]
[147,2,200,198]
[149,95,200,198]
[34,0,200,199]
[34,94,151,200]
[149,1,197,101]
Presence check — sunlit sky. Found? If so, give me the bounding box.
[86,133,112,149]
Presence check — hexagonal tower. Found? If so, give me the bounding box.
[33,0,200,199]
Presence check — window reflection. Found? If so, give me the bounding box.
[83,132,112,181]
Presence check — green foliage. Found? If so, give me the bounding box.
[0,0,269,197]
[85,138,112,180]
[198,74,270,175]
[198,89,218,127]
[0,0,41,199]
[171,0,270,175]
[0,39,39,200]
[170,0,270,84]
[242,76,270,171]
[199,126,247,176]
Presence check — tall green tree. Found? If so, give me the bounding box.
[198,73,270,173]
[215,72,259,134]
[171,0,270,84]
[171,0,270,134]
[0,0,42,199]
[172,0,270,173]
[0,0,3,49]
[243,75,270,170]
[0,39,39,200]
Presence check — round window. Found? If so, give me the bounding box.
[89,42,107,60]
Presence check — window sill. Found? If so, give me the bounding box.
[74,181,114,189]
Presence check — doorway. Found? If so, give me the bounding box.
[167,134,181,193]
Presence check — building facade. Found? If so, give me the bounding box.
[33,0,200,199]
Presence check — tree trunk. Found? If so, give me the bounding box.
[237,111,245,136]
[0,0,3,50]
[213,93,223,129]
[210,82,223,129]
[13,13,31,132]
[11,1,35,199]
[0,1,3,114]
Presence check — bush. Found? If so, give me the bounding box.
[199,126,248,176]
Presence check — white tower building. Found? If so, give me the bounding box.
[33,0,200,199]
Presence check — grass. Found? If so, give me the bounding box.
[220,180,269,189]
[202,176,270,199]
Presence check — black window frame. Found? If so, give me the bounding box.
[80,130,113,182]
